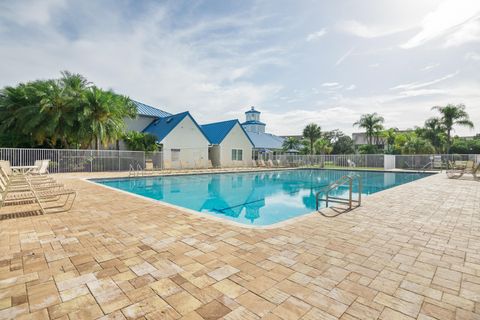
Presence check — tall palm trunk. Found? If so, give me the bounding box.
[446,128,451,154]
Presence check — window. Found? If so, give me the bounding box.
[171,149,180,162]
[232,149,243,161]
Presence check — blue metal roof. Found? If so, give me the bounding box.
[246,132,284,149]
[143,111,210,143]
[142,112,189,141]
[241,120,266,126]
[201,120,254,146]
[132,100,172,118]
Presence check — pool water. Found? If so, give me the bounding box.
[93,169,432,226]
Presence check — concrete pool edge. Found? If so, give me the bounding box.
[85,169,438,230]
[83,177,319,230]
[88,167,438,183]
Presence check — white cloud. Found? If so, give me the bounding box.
[321,82,340,87]
[444,16,480,47]
[346,84,356,90]
[421,64,439,71]
[390,71,459,91]
[335,48,354,66]
[465,51,480,60]
[337,20,409,38]
[0,2,285,124]
[306,28,327,42]
[401,0,480,49]
[369,63,380,68]
[0,0,65,26]
[265,80,480,135]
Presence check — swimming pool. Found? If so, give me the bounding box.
[93,169,432,226]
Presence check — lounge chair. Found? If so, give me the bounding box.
[0,161,54,184]
[29,159,50,175]
[0,162,76,215]
[266,160,274,167]
[0,182,76,214]
[274,159,282,167]
[257,160,266,167]
[0,168,63,192]
[347,159,356,168]
[447,160,477,179]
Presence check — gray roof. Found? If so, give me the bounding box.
[246,132,284,150]
[133,100,172,118]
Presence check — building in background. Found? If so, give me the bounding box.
[201,120,254,167]
[124,101,254,168]
[241,107,284,159]
[143,112,210,169]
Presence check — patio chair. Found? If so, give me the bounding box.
[0,170,76,214]
[30,160,50,175]
[347,159,356,167]
[266,160,274,167]
[274,159,282,167]
[0,161,54,184]
[0,167,63,192]
[447,160,476,179]
[432,155,444,170]
[257,160,266,167]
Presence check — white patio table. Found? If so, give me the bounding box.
[11,165,38,175]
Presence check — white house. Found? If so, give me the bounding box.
[201,120,254,167]
[143,112,210,169]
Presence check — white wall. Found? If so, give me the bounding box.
[161,115,209,169]
[125,116,156,132]
[218,123,253,167]
[209,145,221,167]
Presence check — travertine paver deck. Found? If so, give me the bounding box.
[0,171,479,319]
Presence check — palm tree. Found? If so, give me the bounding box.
[353,113,385,145]
[417,117,445,153]
[432,104,474,153]
[381,128,398,154]
[303,123,321,155]
[282,137,300,151]
[313,138,332,155]
[0,71,136,149]
[0,80,70,147]
[80,87,136,150]
[401,134,435,155]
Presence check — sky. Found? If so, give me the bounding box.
[0,0,479,136]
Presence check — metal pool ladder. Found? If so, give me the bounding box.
[315,174,362,211]
[129,163,144,177]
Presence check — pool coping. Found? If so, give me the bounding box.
[84,168,437,230]
[83,177,320,229]
[88,167,437,182]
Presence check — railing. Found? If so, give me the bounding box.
[267,154,385,169]
[394,154,480,170]
[316,174,362,211]
[0,148,145,173]
[1,147,478,173]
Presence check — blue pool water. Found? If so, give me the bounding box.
[93,169,432,226]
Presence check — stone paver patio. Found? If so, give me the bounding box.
[0,171,479,319]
